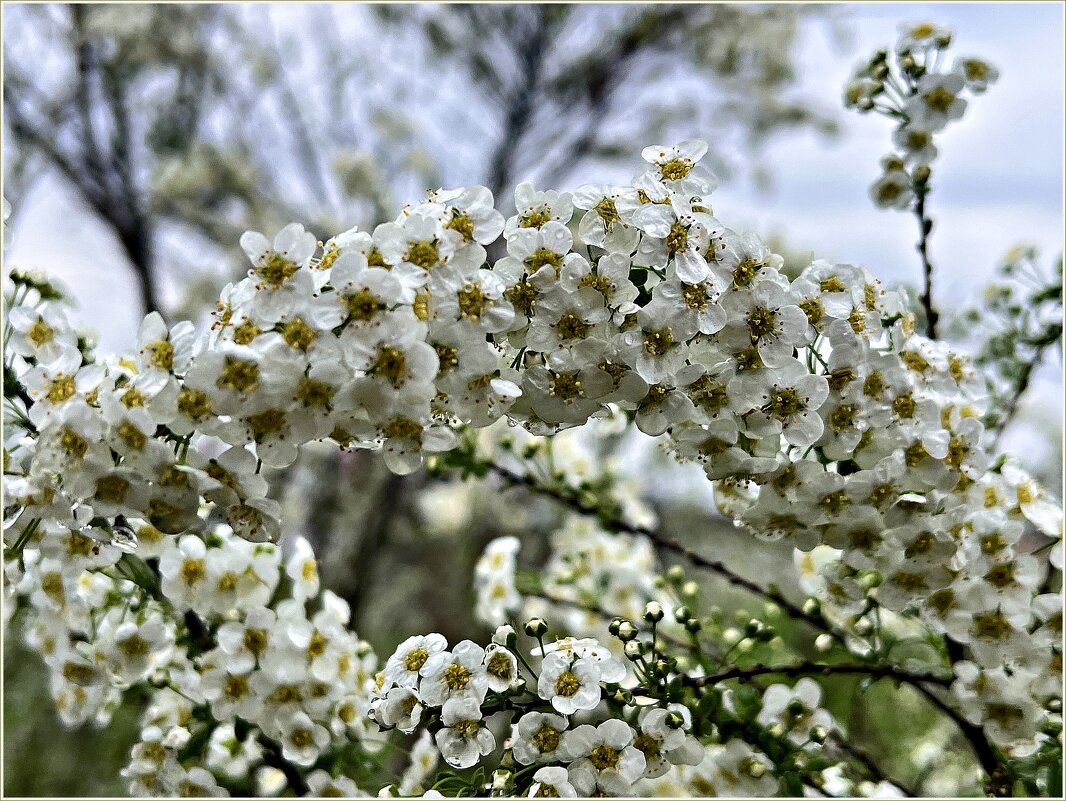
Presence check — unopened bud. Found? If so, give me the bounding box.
[524,617,548,638]
[685,618,702,634]
[803,598,821,616]
[666,565,685,583]
[810,725,829,744]
[682,581,700,599]
[815,634,834,652]
[492,770,511,791]
[674,606,692,624]
[643,601,665,623]
[624,640,644,660]
[493,624,517,648]
[617,620,638,641]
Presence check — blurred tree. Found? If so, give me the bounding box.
[388,3,839,202]
[4,3,839,319]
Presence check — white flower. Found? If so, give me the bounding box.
[537,651,604,715]
[528,766,578,798]
[384,633,448,689]
[692,739,778,797]
[756,677,834,746]
[640,139,718,196]
[505,182,574,238]
[305,769,366,798]
[572,184,640,253]
[512,711,569,765]
[954,56,999,93]
[286,537,320,603]
[483,644,519,693]
[435,696,496,769]
[372,686,423,734]
[870,166,914,210]
[564,718,646,796]
[418,640,488,707]
[906,73,967,132]
[271,709,331,767]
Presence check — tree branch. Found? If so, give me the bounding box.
[484,460,852,648]
[914,183,938,339]
[683,661,951,689]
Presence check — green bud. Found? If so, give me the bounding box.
[524,617,548,637]
[666,565,686,583]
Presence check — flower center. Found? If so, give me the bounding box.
[404,646,429,673]
[554,670,582,697]
[589,744,621,771]
[532,724,561,753]
[443,662,472,691]
[405,240,439,270]
[643,327,676,357]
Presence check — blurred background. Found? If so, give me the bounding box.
[2,3,1062,796]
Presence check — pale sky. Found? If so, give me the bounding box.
[4,2,1063,473]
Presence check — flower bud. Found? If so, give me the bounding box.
[810,725,829,744]
[643,601,664,623]
[682,581,700,599]
[624,639,644,660]
[617,620,638,641]
[914,165,932,184]
[674,605,692,624]
[803,598,821,616]
[493,624,517,648]
[492,770,511,791]
[815,634,833,652]
[666,565,686,583]
[524,617,548,637]
[685,618,703,634]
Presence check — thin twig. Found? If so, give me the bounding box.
[683,661,951,689]
[828,732,918,798]
[914,185,939,339]
[486,461,851,648]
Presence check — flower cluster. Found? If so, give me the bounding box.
[845,21,998,210]
[370,627,717,796]
[9,512,383,796]
[844,22,993,211]
[3,24,1062,792]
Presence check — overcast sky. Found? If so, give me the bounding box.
[4,1,1062,471]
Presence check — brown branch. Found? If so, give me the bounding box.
[914,183,938,339]
[683,661,950,689]
[485,461,851,648]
